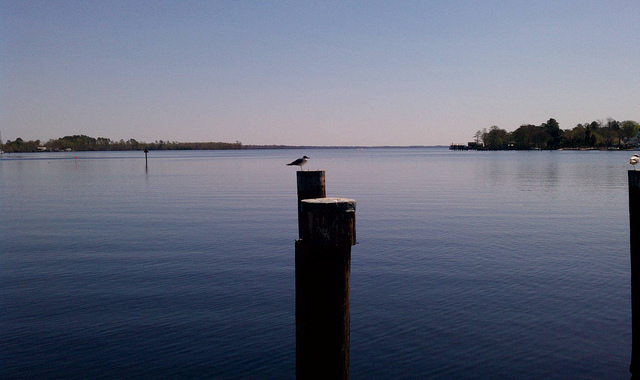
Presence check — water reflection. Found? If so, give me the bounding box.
[476,151,630,197]
[0,148,633,379]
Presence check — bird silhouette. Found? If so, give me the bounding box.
[287,156,309,170]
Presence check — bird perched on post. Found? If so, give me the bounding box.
[631,154,639,170]
[287,156,309,170]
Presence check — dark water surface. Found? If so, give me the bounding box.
[1,148,632,378]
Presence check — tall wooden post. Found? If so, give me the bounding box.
[296,171,326,237]
[629,170,640,375]
[144,147,149,168]
[296,197,356,380]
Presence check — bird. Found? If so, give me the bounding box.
[631,154,640,170]
[287,156,309,170]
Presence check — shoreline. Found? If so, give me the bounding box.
[2,145,638,154]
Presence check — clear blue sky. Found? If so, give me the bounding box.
[2,1,638,146]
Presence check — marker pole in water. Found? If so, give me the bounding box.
[629,170,640,374]
[144,147,149,168]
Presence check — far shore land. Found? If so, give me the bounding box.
[2,133,451,153]
[3,117,640,154]
[2,143,638,154]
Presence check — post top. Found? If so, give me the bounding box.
[301,197,356,212]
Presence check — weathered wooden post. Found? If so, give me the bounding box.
[296,197,356,380]
[144,147,149,168]
[629,170,640,374]
[296,171,326,237]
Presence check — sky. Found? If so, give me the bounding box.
[2,1,639,146]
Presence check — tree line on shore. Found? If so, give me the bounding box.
[1,135,243,153]
[475,118,640,150]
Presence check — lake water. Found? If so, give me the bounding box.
[0,148,633,379]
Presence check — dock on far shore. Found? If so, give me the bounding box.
[449,142,483,151]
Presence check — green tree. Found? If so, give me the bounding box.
[621,120,640,145]
[474,130,483,145]
[511,124,537,149]
[4,137,40,152]
[603,118,621,146]
[531,127,551,149]
[566,124,586,148]
[542,118,562,149]
[483,126,509,149]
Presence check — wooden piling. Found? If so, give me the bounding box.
[296,197,356,380]
[144,147,149,168]
[296,170,326,237]
[629,170,640,374]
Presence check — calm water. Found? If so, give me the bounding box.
[0,148,633,379]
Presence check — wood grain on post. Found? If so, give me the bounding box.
[296,198,356,380]
[629,170,640,374]
[296,170,326,238]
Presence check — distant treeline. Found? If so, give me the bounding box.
[472,118,640,150]
[1,135,243,153]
